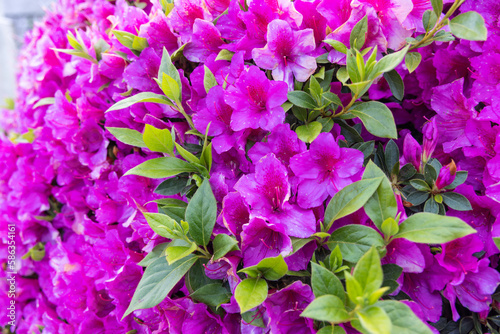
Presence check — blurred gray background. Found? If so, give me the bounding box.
[0,0,53,103]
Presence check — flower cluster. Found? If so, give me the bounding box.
[0,0,499,333]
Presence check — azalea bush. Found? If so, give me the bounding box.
[1,0,500,333]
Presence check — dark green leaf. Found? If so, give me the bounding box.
[175,143,200,164]
[424,197,439,213]
[154,176,188,196]
[324,178,383,231]
[450,11,488,41]
[424,164,437,185]
[444,171,468,189]
[185,259,216,293]
[383,70,404,101]
[384,140,400,174]
[422,10,438,32]
[190,283,231,307]
[106,127,147,148]
[235,278,268,313]
[431,0,443,15]
[311,263,346,302]
[399,163,417,180]
[349,101,397,139]
[125,157,198,178]
[138,243,169,267]
[394,212,476,243]
[442,192,472,211]
[288,91,317,109]
[213,234,239,260]
[107,92,174,112]
[301,295,350,323]
[337,119,363,143]
[410,179,431,192]
[362,161,397,230]
[123,255,197,318]
[382,264,403,281]
[322,92,342,107]
[327,225,385,263]
[186,180,217,247]
[406,191,430,206]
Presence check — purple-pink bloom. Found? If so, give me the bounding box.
[402,132,422,171]
[290,132,364,209]
[235,154,316,237]
[225,66,288,131]
[184,19,224,63]
[252,19,317,89]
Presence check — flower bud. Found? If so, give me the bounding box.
[403,133,422,171]
[435,160,457,189]
[422,118,438,163]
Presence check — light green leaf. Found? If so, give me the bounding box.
[394,212,476,243]
[142,124,174,153]
[112,30,136,49]
[301,295,350,323]
[235,278,268,313]
[337,67,349,83]
[325,178,383,231]
[324,39,348,54]
[165,242,197,265]
[326,225,385,263]
[33,97,56,108]
[422,10,438,33]
[213,234,239,260]
[200,142,213,172]
[203,66,218,94]
[431,0,443,16]
[349,101,397,139]
[377,300,432,334]
[138,243,169,267]
[311,263,346,303]
[144,212,179,239]
[353,247,383,296]
[186,180,217,246]
[405,52,422,73]
[317,326,347,334]
[450,11,488,41]
[362,161,397,230]
[345,271,363,303]
[124,157,198,178]
[350,16,368,50]
[357,306,392,334]
[296,121,323,143]
[107,127,147,148]
[175,143,200,164]
[370,45,410,79]
[158,47,182,97]
[158,73,181,101]
[215,49,235,61]
[107,92,175,112]
[123,255,197,318]
[239,255,288,281]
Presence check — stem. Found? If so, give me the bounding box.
[409,0,464,50]
[334,93,359,117]
[175,101,198,134]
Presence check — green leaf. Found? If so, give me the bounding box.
[370,45,410,79]
[377,300,433,334]
[362,161,397,230]
[431,0,443,15]
[410,179,431,192]
[157,73,181,101]
[442,192,472,211]
[174,143,200,164]
[344,271,363,303]
[215,49,234,61]
[106,127,147,148]
[317,326,347,334]
[381,217,399,238]
[185,259,216,293]
[52,48,97,63]
[322,92,343,108]
[422,10,438,32]
[311,263,346,303]
[213,234,239,260]
[165,242,197,265]
[123,255,197,318]
[405,52,422,74]
[158,47,182,95]
[494,237,500,252]
[239,255,288,281]
[154,176,188,196]
[350,16,368,50]
[125,157,198,178]
[107,92,174,112]
[288,91,317,109]
[144,212,179,239]
[394,212,476,243]
[383,70,404,101]
[143,124,174,154]
[186,180,217,246]
[132,36,149,52]
[346,50,361,83]
[309,75,323,100]
[324,178,383,231]
[382,264,403,295]
[203,66,218,94]
[296,121,323,143]
[33,97,56,108]
[444,171,468,189]
[327,225,385,263]
[349,101,397,139]
[450,11,488,41]
[190,283,231,307]
[235,278,268,313]
[357,306,392,334]
[324,39,348,54]
[113,30,136,49]
[423,197,439,214]
[337,67,349,83]
[138,243,169,267]
[353,247,383,296]
[301,295,350,323]
[406,191,429,206]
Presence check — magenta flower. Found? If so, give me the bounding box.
[435,160,457,190]
[184,19,224,63]
[422,117,438,162]
[290,132,364,209]
[252,19,316,89]
[234,154,316,237]
[225,66,288,131]
[402,133,422,171]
